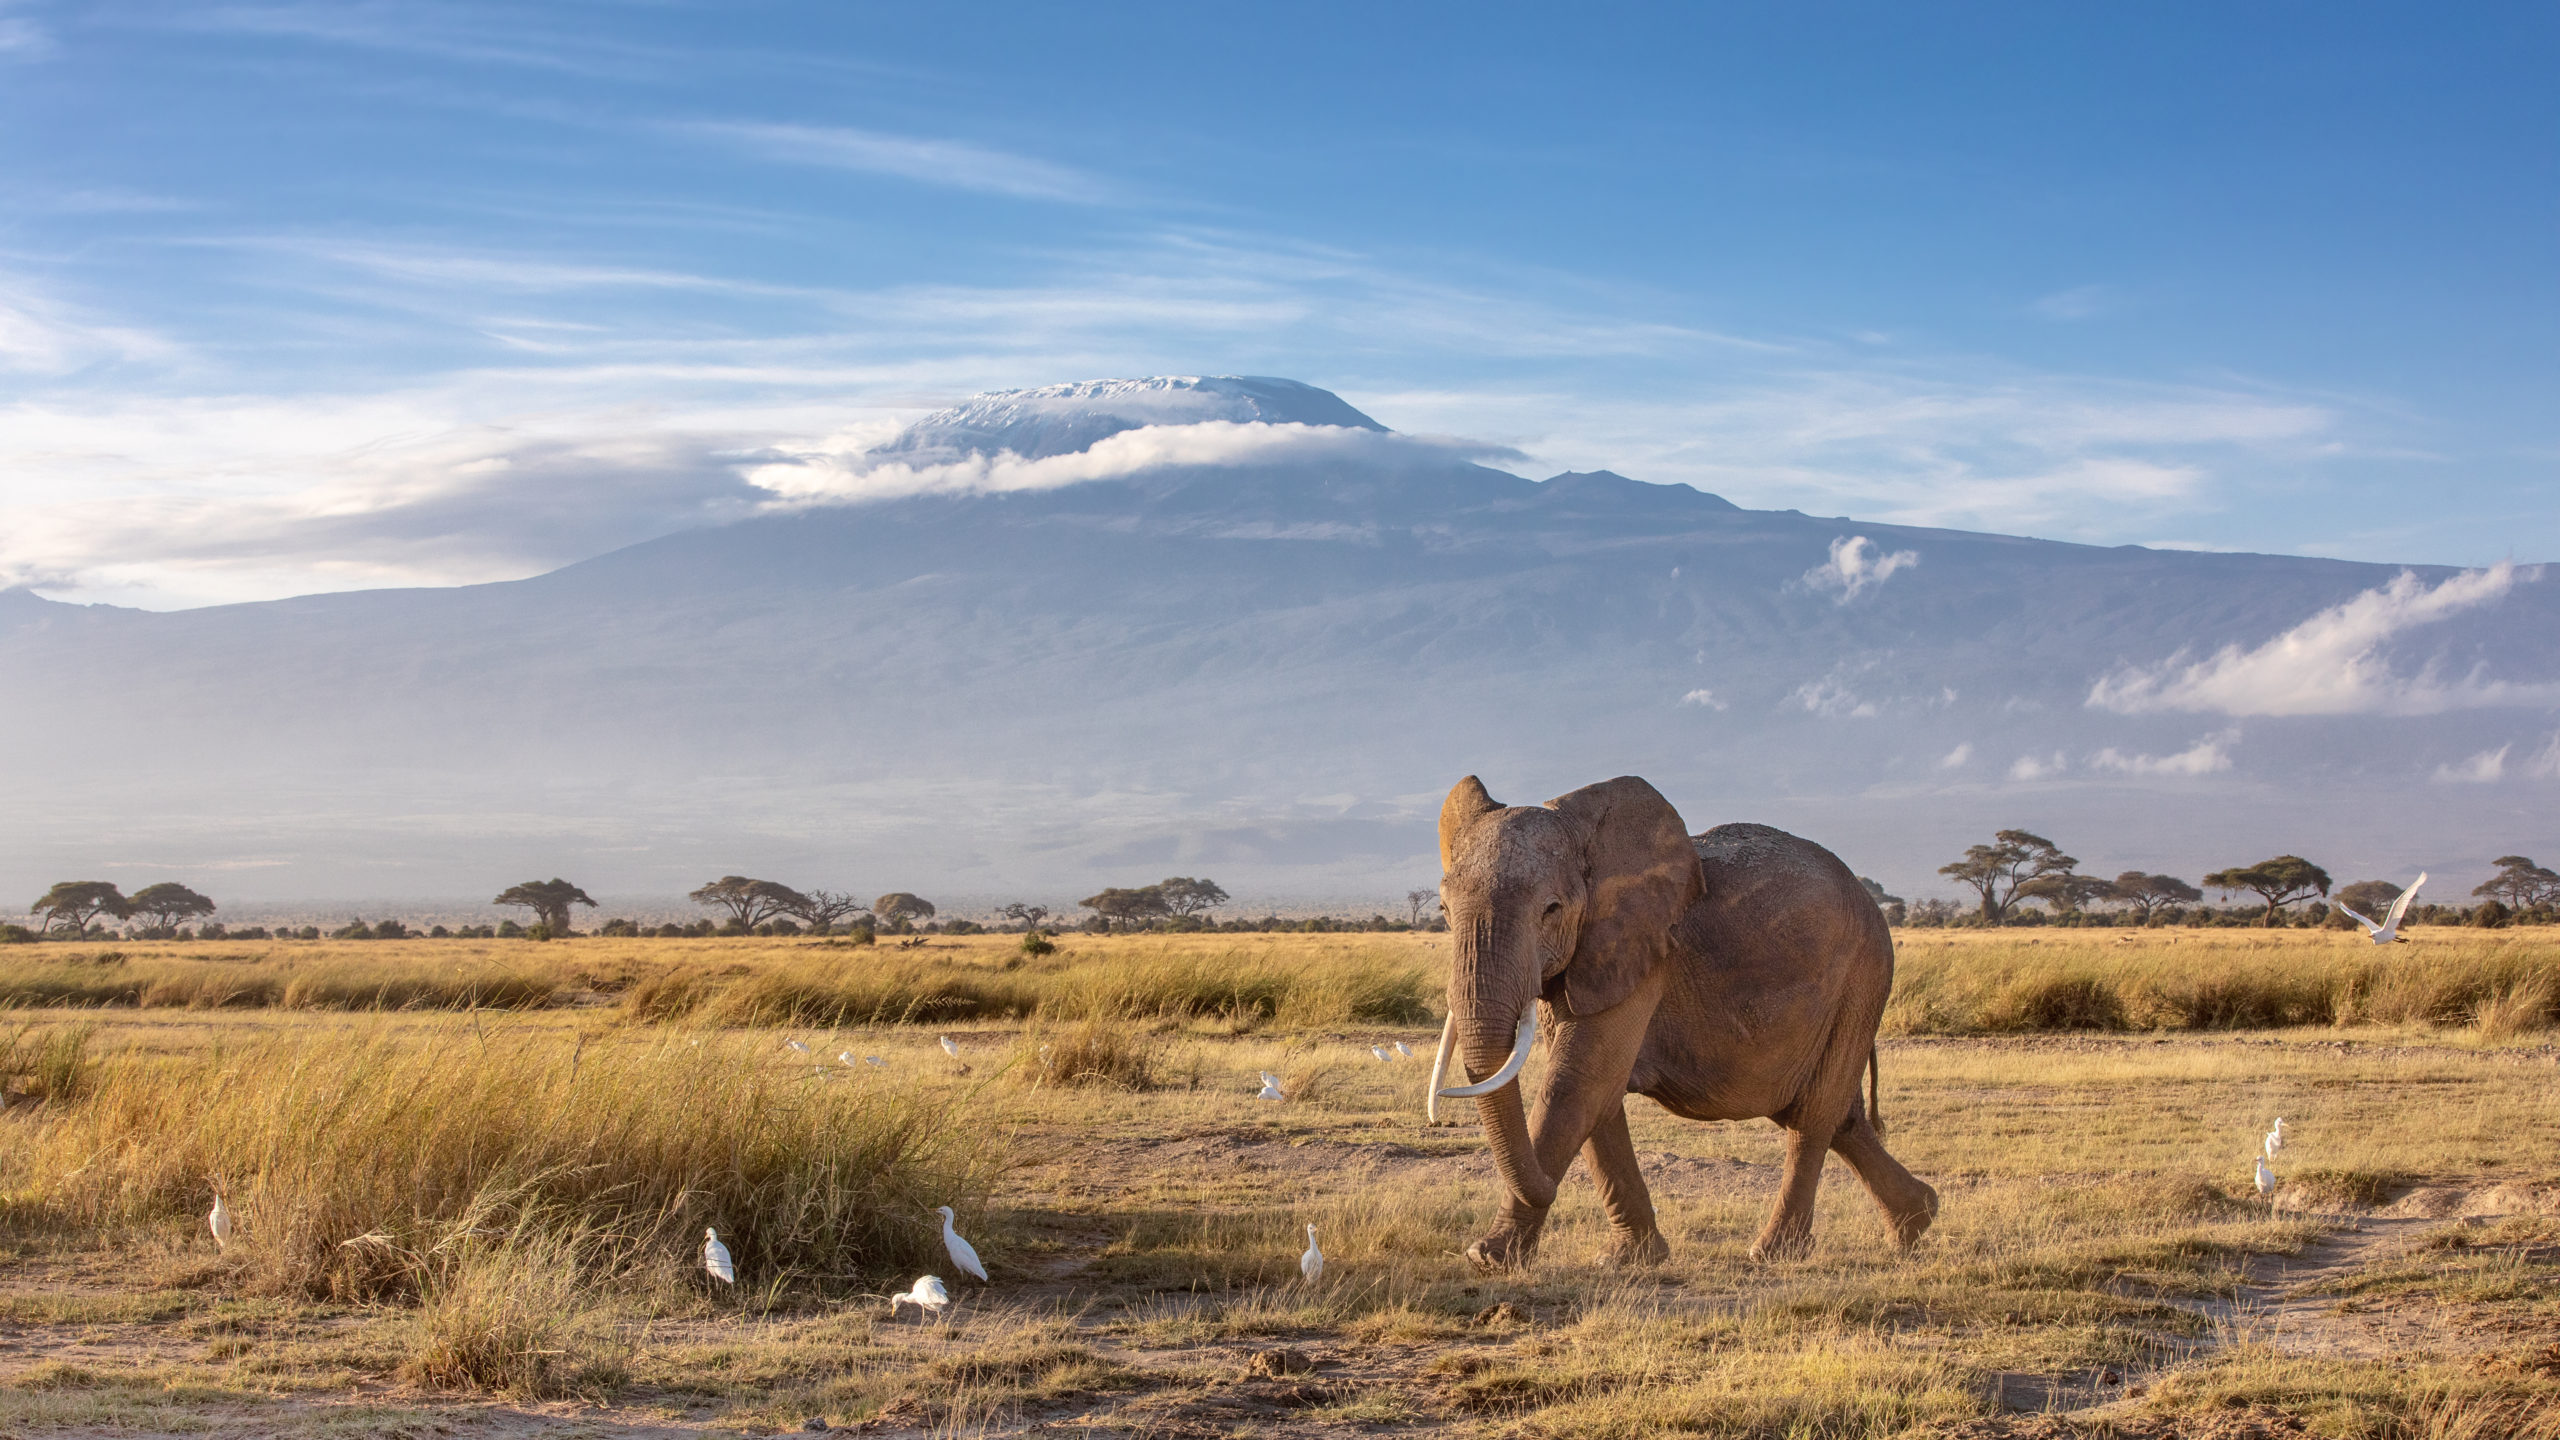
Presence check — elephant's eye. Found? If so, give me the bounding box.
[1542,901,1563,918]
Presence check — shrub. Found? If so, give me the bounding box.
[0,924,33,944]
[1021,930,1056,957]
[496,920,525,938]
[1014,1018,1161,1091]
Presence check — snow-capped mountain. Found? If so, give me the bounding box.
[2,378,2552,906]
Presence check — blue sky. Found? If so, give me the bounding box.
[2,2,2553,607]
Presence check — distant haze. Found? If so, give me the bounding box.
[5,378,2554,913]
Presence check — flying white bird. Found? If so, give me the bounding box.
[2338,873,2426,945]
[703,1227,736,1284]
[1370,1045,1391,1062]
[1393,1041,1413,1059]
[939,1035,960,1058]
[1256,1072,1284,1100]
[786,1039,811,1055]
[2254,1158,2276,1198]
[209,1194,232,1250]
[1299,1224,1323,1282]
[890,1274,950,1316]
[935,1206,987,1281]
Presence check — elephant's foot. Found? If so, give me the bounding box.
[1886,1180,1941,1248]
[1748,1215,1814,1262]
[1464,1217,1546,1272]
[1605,1226,1670,1268]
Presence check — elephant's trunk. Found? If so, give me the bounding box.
[1447,915,1556,1211]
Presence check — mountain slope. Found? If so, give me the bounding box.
[3,379,2553,906]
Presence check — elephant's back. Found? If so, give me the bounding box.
[1689,822,1887,954]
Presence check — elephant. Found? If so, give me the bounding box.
[1425,773,1938,1268]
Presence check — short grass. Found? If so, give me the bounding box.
[1,954,2555,1436]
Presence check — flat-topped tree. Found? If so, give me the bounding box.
[1938,830,2077,922]
[1080,886,1167,932]
[1157,877,1228,921]
[494,879,597,936]
[872,893,935,931]
[129,882,216,932]
[2111,872,2202,924]
[2205,856,2332,927]
[784,889,869,932]
[688,877,809,929]
[31,881,129,935]
[2475,856,2560,912]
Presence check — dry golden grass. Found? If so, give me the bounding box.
[0,929,2555,1436]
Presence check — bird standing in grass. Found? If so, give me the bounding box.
[2264,1126,2284,1160]
[839,1051,859,1068]
[209,1194,232,1250]
[703,1227,736,1283]
[786,1039,810,1055]
[936,1206,987,1281]
[865,1055,887,1067]
[1256,1072,1284,1100]
[890,1275,950,1317]
[2254,1158,2277,1199]
[939,1035,961,1059]
[1370,1045,1390,1062]
[1300,1224,1323,1282]
[2339,874,2426,945]
[1393,1041,1413,1059]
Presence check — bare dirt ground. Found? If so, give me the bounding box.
[5,1028,2558,1438]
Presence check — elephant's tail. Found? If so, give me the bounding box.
[1866,1045,1883,1137]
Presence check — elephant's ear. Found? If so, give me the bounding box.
[1546,776,1702,1017]
[1439,775,1501,870]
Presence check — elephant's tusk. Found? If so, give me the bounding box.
[1424,1013,1456,1123]
[1435,1009,1538,1100]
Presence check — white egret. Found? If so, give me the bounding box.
[2338,873,2426,945]
[703,1227,736,1284]
[1393,1041,1413,1059]
[786,1039,811,1055]
[1299,1224,1323,1282]
[1256,1072,1285,1100]
[2254,1158,2276,1198]
[939,1035,961,1059]
[890,1275,950,1317]
[839,1051,859,1068]
[209,1194,232,1250]
[1370,1045,1391,1062]
[865,1055,887,1067]
[935,1206,987,1281]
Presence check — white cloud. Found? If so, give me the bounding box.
[2088,563,2559,717]
[740,419,1500,507]
[2089,729,2239,776]
[2009,752,2067,780]
[1798,534,1919,604]
[687,121,1108,204]
[1678,688,1726,711]
[0,275,177,375]
[2526,733,2560,781]
[2434,746,2510,784]
[1788,674,1877,719]
[1939,742,1972,769]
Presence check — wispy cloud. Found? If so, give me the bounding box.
[2433,745,2509,784]
[1787,673,1877,719]
[1797,534,1918,604]
[1939,742,1972,769]
[2088,563,2560,716]
[1678,688,1727,711]
[2527,733,2560,781]
[2009,751,2067,780]
[685,121,1109,204]
[2089,729,2239,776]
[0,274,178,374]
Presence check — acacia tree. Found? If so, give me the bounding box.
[1405,888,1439,926]
[1857,877,1908,926]
[2017,872,2117,915]
[1156,877,1228,921]
[30,881,129,935]
[1937,830,2078,922]
[2204,855,2332,927]
[2475,856,2560,912]
[494,879,597,935]
[872,893,935,931]
[1080,886,1168,932]
[1000,901,1052,932]
[128,882,217,932]
[783,889,870,932]
[2110,872,2202,924]
[688,876,808,929]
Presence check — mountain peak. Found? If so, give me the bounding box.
[877,376,1386,461]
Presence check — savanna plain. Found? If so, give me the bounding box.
[2,928,2556,1439]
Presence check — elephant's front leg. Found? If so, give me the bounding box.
[1467,983,1662,1271]
[1582,1100,1669,1265]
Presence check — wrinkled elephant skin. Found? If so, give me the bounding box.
[1437,774,1938,1269]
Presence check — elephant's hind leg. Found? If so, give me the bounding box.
[1831,1107,1939,1248]
[1751,1120,1832,1261]
[1583,1100,1669,1266]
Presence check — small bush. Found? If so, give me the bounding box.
[1021,931,1056,957]
[1015,1019,1160,1091]
[402,1202,629,1399]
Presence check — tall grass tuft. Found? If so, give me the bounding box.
[1,1021,999,1298]
[0,1022,96,1104]
[398,1191,630,1398]
[0,951,555,1012]
[1011,1018,1164,1091]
